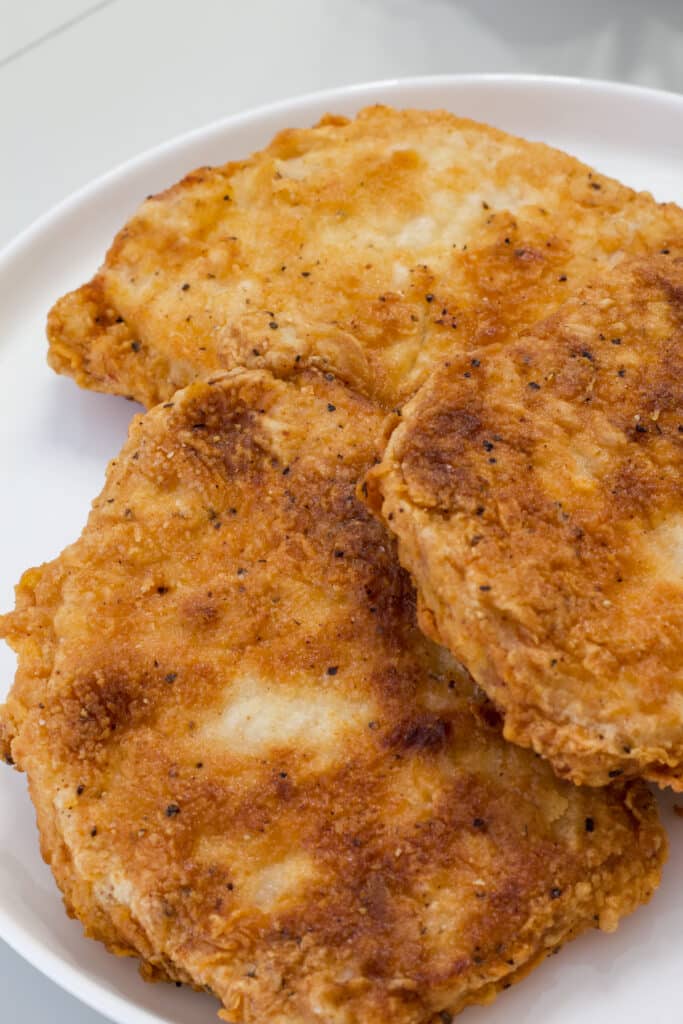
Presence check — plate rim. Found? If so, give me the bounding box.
[2,71,683,1024]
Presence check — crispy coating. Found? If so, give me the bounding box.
[47,106,683,410]
[0,369,665,1022]
[366,256,683,790]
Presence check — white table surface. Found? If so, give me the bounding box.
[1,1,682,1021]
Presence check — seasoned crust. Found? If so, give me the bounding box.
[0,368,666,1022]
[47,105,683,409]
[366,256,683,789]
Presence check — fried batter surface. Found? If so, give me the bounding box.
[0,369,665,1022]
[47,106,683,409]
[366,256,683,790]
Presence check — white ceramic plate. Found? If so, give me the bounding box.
[1,74,682,1024]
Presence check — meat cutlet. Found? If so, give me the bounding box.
[365,256,683,789]
[0,368,665,1022]
[47,106,683,410]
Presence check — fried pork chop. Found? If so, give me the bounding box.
[365,255,683,791]
[0,369,665,1022]
[48,106,683,410]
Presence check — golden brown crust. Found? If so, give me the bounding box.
[366,256,683,789]
[47,105,683,409]
[0,369,666,1022]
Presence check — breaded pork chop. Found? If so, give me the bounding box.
[366,255,683,791]
[47,106,683,410]
[0,369,665,1023]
